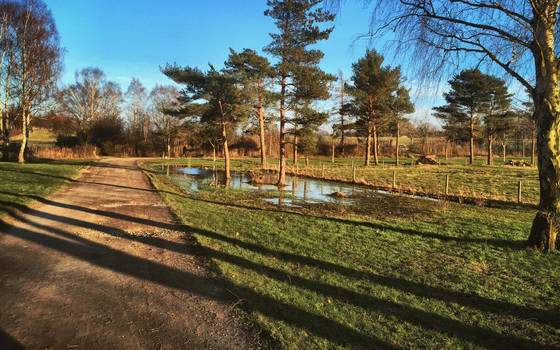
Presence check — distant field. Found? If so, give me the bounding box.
[157,156,539,205]
[10,128,57,145]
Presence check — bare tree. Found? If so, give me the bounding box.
[13,0,63,163]
[58,67,122,138]
[333,1,560,251]
[0,1,16,147]
[125,78,148,136]
[150,84,180,158]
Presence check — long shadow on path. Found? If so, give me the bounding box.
[0,198,554,348]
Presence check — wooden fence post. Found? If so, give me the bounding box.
[445,175,449,195]
[352,162,356,183]
[305,156,309,168]
[392,169,396,189]
[518,180,522,203]
[322,164,325,178]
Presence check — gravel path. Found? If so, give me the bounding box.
[0,158,259,350]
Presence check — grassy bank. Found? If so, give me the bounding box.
[151,157,539,205]
[0,160,90,216]
[144,160,559,349]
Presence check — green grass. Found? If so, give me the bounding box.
[151,156,539,205]
[143,160,560,349]
[10,128,57,145]
[0,160,89,216]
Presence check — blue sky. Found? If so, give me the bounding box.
[44,0,449,125]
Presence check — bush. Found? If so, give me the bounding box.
[55,134,81,148]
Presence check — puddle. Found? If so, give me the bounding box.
[165,166,438,207]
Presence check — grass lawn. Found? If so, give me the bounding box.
[10,127,57,145]
[0,160,89,217]
[143,159,560,349]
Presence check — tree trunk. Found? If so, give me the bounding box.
[444,141,449,160]
[3,52,11,146]
[221,121,230,180]
[167,137,171,159]
[531,129,536,167]
[365,129,372,167]
[395,122,400,166]
[257,80,267,169]
[331,139,335,163]
[487,135,493,166]
[522,139,526,158]
[18,111,27,164]
[339,77,345,156]
[293,134,298,165]
[217,100,230,180]
[373,126,379,166]
[503,143,506,163]
[278,76,286,186]
[469,113,474,165]
[528,21,560,251]
[340,119,345,156]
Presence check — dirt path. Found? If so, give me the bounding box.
[0,158,260,350]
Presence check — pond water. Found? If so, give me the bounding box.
[166,166,365,206]
[165,166,438,206]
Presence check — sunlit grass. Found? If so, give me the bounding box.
[0,160,89,216]
[144,159,559,349]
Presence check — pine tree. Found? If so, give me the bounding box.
[264,0,334,185]
[290,65,335,163]
[224,48,275,169]
[344,49,402,166]
[482,76,513,165]
[162,64,246,179]
[434,69,502,165]
[387,87,414,166]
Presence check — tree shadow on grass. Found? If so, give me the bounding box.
[0,209,395,349]
[0,199,556,348]
[0,193,543,323]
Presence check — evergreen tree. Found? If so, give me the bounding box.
[290,66,334,163]
[264,0,334,185]
[387,87,414,166]
[482,76,513,165]
[344,49,402,166]
[224,48,274,169]
[434,69,504,165]
[162,64,246,179]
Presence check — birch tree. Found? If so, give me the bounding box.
[13,0,63,163]
[150,84,180,158]
[58,67,123,139]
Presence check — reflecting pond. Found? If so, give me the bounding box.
[165,166,437,206]
[166,166,363,206]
